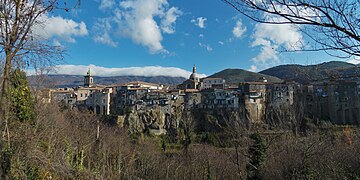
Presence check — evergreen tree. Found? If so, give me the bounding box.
[9,69,36,123]
[246,132,267,180]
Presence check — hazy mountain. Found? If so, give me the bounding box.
[208,68,283,84]
[260,61,360,84]
[28,74,187,88]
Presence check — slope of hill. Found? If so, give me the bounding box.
[208,68,283,84]
[260,61,360,84]
[28,75,187,88]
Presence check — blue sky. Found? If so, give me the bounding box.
[32,0,358,78]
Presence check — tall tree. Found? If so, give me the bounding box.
[0,0,78,177]
[222,0,360,58]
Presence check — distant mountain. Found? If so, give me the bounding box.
[260,61,360,84]
[208,68,283,84]
[28,74,187,88]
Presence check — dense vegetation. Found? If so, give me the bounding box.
[2,98,360,179]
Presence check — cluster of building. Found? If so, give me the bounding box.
[40,66,360,125]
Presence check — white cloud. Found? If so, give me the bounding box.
[346,57,360,65]
[199,42,213,52]
[93,18,118,47]
[232,20,246,38]
[114,0,181,54]
[99,0,115,11]
[218,41,224,45]
[249,65,257,72]
[191,17,207,28]
[250,16,302,69]
[33,15,88,42]
[161,7,182,34]
[39,64,206,78]
[199,34,204,38]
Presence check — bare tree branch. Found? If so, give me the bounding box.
[222,0,360,57]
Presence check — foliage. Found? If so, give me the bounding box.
[247,132,267,180]
[2,100,360,179]
[9,69,36,122]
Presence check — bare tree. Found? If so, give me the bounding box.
[222,0,360,58]
[0,0,79,177]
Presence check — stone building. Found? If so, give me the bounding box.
[200,88,239,109]
[303,80,360,124]
[86,87,113,115]
[201,78,226,90]
[267,82,296,106]
[178,65,201,90]
[239,82,268,123]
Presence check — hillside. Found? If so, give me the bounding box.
[28,74,187,88]
[208,68,283,84]
[260,61,360,84]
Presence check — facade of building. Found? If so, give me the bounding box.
[303,81,360,124]
[239,82,268,123]
[201,78,226,90]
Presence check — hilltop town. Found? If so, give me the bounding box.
[40,65,360,134]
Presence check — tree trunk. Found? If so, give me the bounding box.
[0,52,13,178]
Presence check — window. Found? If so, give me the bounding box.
[85,93,88,97]
[80,93,83,97]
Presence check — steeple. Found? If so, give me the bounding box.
[84,68,94,87]
[193,65,197,73]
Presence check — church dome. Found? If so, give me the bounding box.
[189,65,200,81]
[189,72,200,80]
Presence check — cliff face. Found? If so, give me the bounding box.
[125,108,167,135]
[120,108,258,135]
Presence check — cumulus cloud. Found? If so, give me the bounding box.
[93,18,118,47]
[113,0,181,54]
[199,42,213,52]
[250,16,302,69]
[161,7,182,34]
[218,41,224,45]
[33,15,88,42]
[99,0,115,11]
[39,64,206,78]
[232,20,246,38]
[191,17,207,28]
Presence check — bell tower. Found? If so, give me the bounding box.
[84,68,93,87]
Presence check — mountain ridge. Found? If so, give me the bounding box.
[208,68,283,83]
[260,61,360,83]
[28,74,187,88]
